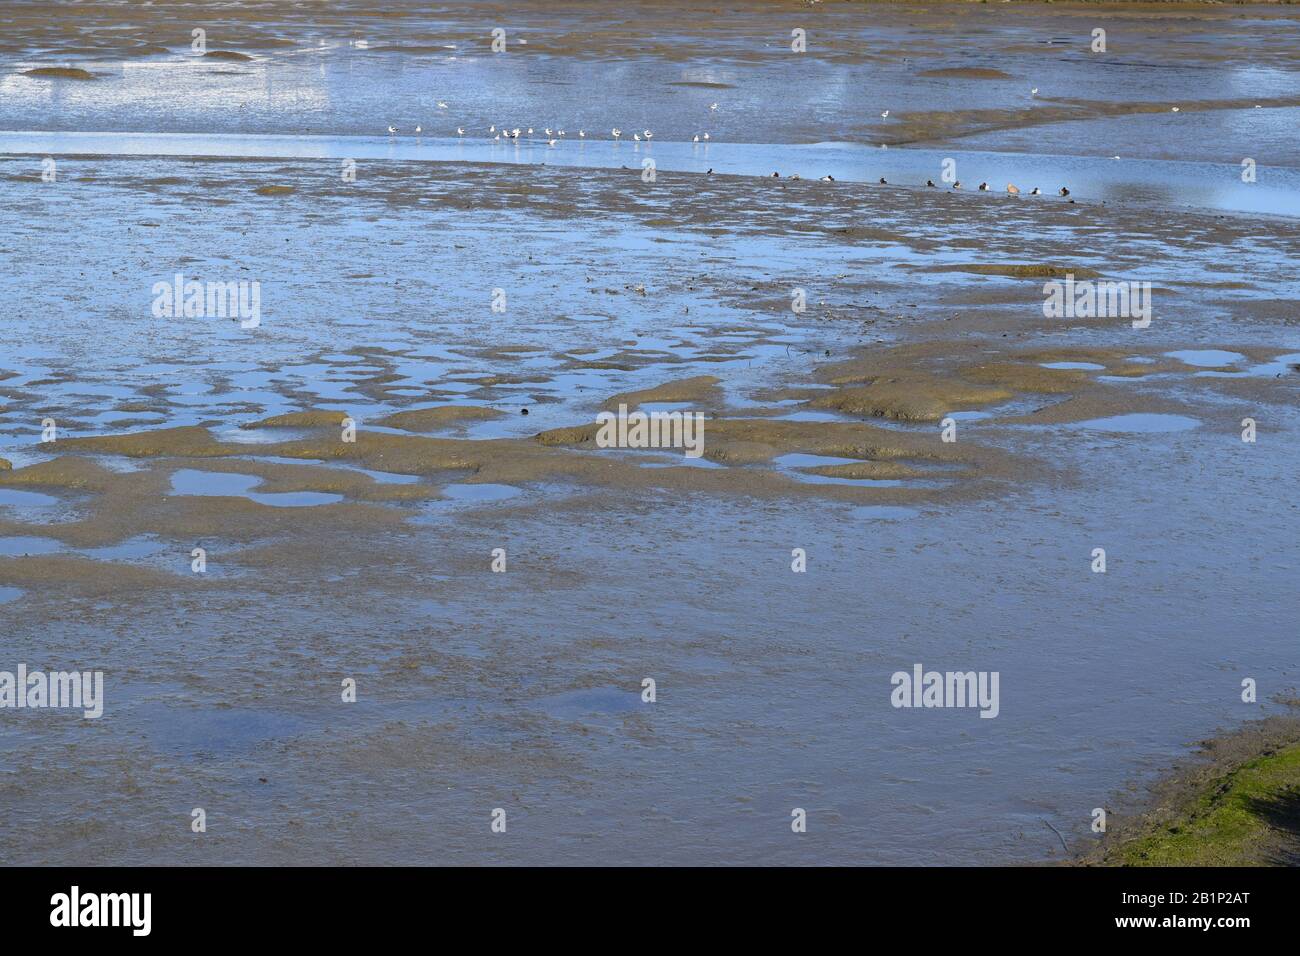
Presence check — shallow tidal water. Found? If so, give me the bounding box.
[1,0,1298,866]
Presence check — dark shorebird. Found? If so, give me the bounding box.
[879,177,887,185]
[978,182,989,191]
[926,179,935,187]
[1059,187,1070,197]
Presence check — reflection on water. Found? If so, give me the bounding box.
[3,129,1296,216]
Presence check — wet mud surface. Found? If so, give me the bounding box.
[0,1,1297,865]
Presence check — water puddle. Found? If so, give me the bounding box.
[774,453,861,469]
[852,505,920,521]
[169,469,343,507]
[772,452,906,487]
[0,488,60,509]
[1040,362,1105,371]
[540,686,642,720]
[1165,349,1246,368]
[80,536,170,561]
[0,535,63,556]
[440,483,521,503]
[1071,413,1201,434]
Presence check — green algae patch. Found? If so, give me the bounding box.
[203,50,253,61]
[21,67,95,80]
[375,406,505,432]
[254,185,295,196]
[1117,744,1300,865]
[1086,716,1300,867]
[0,458,9,471]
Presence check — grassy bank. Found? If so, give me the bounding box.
[1086,714,1300,866]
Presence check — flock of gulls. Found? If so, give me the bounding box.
[385,101,722,147]
[383,99,1075,199]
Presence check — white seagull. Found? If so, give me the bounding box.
[456,127,464,136]
[437,101,448,109]
[387,125,397,135]
[881,110,889,118]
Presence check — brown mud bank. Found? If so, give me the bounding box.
[2,337,1292,596]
